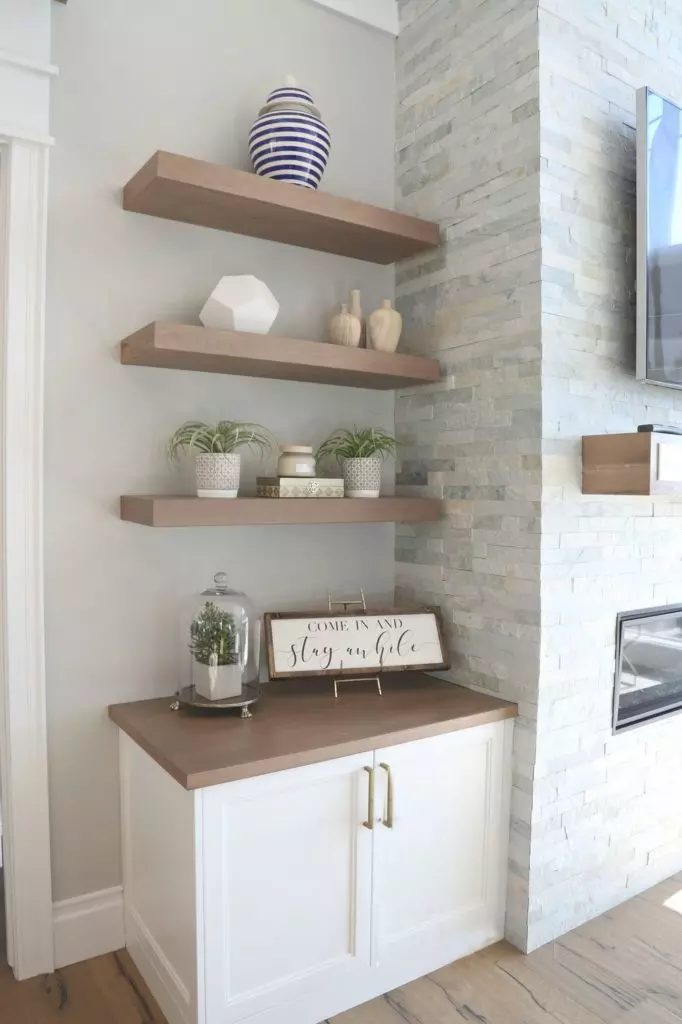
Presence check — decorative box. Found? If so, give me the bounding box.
[256,477,344,498]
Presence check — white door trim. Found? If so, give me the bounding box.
[0,134,54,981]
[0,0,54,981]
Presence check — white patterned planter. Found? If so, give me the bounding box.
[192,659,243,701]
[343,458,382,498]
[195,453,241,498]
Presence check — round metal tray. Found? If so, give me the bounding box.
[170,682,262,718]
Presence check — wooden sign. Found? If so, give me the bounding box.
[264,609,449,679]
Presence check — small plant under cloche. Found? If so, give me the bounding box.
[189,601,239,667]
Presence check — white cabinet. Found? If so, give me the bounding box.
[201,754,374,1024]
[119,718,513,1024]
[372,727,510,987]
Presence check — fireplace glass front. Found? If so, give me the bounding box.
[615,604,682,731]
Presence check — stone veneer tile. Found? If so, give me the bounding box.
[397,0,542,946]
[397,0,682,953]
[532,0,682,952]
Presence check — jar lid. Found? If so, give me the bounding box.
[266,84,315,107]
[280,445,313,454]
[257,76,322,119]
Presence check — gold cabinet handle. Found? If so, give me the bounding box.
[363,766,375,830]
[379,762,394,829]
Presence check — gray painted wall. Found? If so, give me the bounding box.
[47,0,395,902]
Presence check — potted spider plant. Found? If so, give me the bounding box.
[168,420,272,498]
[316,427,399,498]
[189,600,242,700]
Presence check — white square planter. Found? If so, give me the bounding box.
[193,660,243,701]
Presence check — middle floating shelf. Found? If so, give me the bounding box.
[121,322,441,390]
[120,496,443,527]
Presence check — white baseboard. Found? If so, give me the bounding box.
[125,906,192,1024]
[53,886,124,969]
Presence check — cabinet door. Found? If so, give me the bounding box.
[200,754,374,1024]
[372,720,512,985]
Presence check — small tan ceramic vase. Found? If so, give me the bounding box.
[368,299,402,353]
[349,289,365,347]
[329,303,361,347]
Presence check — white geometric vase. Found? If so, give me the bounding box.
[343,457,382,498]
[195,453,241,498]
[199,275,279,334]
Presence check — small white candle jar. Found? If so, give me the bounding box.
[277,445,316,477]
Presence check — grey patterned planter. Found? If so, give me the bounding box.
[195,453,241,498]
[343,458,382,498]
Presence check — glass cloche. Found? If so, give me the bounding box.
[187,572,260,703]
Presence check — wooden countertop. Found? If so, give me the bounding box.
[109,673,517,791]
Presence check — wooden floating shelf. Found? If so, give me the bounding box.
[583,431,682,495]
[120,496,443,528]
[121,322,441,390]
[122,151,440,264]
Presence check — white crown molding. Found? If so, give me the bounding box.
[0,49,58,77]
[0,60,53,143]
[0,126,54,147]
[53,888,125,969]
[306,0,399,36]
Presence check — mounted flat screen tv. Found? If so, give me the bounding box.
[637,87,682,388]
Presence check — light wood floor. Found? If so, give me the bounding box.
[4,873,682,1022]
[0,868,6,964]
[0,948,165,1023]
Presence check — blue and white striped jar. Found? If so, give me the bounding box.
[249,78,331,190]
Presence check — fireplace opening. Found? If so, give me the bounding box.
[614,604,682,731]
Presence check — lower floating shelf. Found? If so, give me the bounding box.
[120,495,443,527]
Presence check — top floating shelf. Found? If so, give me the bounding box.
[122,151,440,264]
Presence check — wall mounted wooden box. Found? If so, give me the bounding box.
[582,432,682,495]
